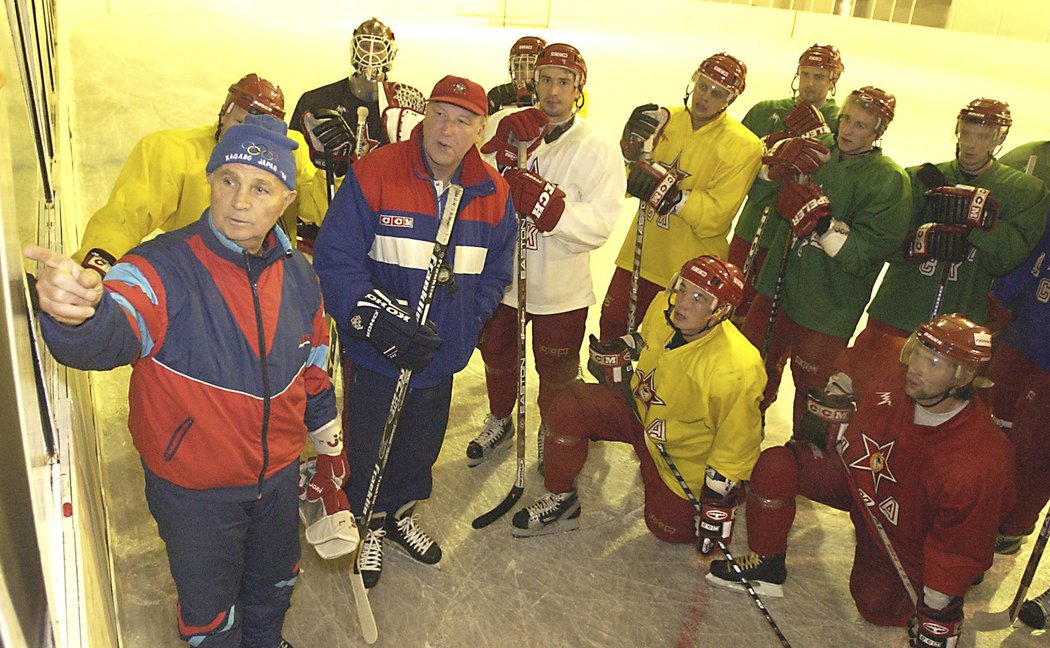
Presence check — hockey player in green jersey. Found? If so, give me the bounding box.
[845,98,1050,394]
[728,44,846,320]
[739,86,911,428]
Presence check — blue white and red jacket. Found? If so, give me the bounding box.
[39,216,337,493]
[313,125,516,387]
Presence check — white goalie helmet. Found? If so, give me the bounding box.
[352,17,398,82]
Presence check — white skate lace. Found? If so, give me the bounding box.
[525,492,570,521]
[394,514,435,555]
[472,415,510,449]
[359,527,385,571]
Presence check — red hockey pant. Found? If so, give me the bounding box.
[740,294,849,427]
[838,319,910,397]
[544,382,696,543]
[598,266,666,340]
[746,443,917,626]
[727,233,769,323]
[478,304,587,421]
[987,343,1050,536]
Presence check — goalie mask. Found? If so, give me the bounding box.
[846,86,895,136]
[509,36,547,83]
[217,73,285,141]
[352,17,398,82]
[665,255,743,337]
[956,98,1011,170]
[900,313,992,404]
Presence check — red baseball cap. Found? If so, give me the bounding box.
[429,75,487,116]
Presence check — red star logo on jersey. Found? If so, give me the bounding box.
[650,155,690,229]
[848,433,898,494]
[633,368,665,411]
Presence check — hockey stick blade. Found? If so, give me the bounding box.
[350,564,378,643]
[970,608,1013,631]
[472,484,524,529]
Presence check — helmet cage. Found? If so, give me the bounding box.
[508,36,547,82]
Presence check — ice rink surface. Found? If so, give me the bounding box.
[62,4,1049,646]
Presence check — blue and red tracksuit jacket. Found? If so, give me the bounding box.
[39,215,337,492]
[313,125,516,387]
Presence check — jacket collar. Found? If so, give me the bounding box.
[408,124,496,196]
[201,210,293,266]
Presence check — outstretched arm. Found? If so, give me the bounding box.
[24,245,103,326]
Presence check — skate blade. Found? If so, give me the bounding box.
[511,518,580,538]
[704,572,784,598]
[388,542,443,570]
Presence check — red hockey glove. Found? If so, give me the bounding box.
[925,185,999,231]
[480,107,549,169]
[909,596,963,648]
[303,453,351,516]
[81,248,116,277]
[761,130,791,154]
[504,168,566,232]
[627,160,683,215]
[783,102,831,138]
[763,137,831,181]
[794,388,855,451]
[696,471,740,555]
[777,180,832,238]
[904,223,970,263]
[587,332,642,385]
[620,103,669,161]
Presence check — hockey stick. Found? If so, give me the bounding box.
[1009,506,1050,621]
[473,139,530,529]
[348,184,464,643]
[732,205,772,323]
[626,110,669,333]
[760,231,794,363]
[834,436,919,607]
[354,106,370,160]
[649,441,792,648]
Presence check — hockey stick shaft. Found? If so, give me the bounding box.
[761,232,794,363]
[354,106,370,160]
[835,438,919,606]
[741,206,772,286]
[1008,501,1050,621]
[626,200,647,332]
[473,139,530,529]
[649,441,792,648]
[349,184,463,642]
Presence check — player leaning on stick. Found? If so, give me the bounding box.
[511,255,765,545]
[598,53,762,340]
[727,43,845,321]
[709,314,1015,648]
[739,86,911,428]
[313,76,515,589]
[74,73,323,276]
[469,42,626,470]
[843,98,1049,396]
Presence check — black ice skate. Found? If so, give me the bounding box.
[511,490,580,538]
[706,551,787,598]
[358,515,386,589]
[386,502,442,565]
[467,414,513,467]
[1019,587,1050,630]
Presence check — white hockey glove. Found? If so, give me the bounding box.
[696,468,740,555]
[299,420,358,559]
[382,106,425,144]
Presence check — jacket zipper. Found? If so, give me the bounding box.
[245,254,272,498]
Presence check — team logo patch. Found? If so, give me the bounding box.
[380,214,414,228]
[452,82,467,94]
[848,433,898,494]
[350,315,364,331]
[633,369,666,410]
[646,418,667,443]
[878,497,899,526]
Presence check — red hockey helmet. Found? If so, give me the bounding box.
[958,98,1012,131]
[695,53,747,98]
[352,17,398,82]
[509,35,547,81]
[221,73,285,120]
[797,44,844,82]
[901,313,992,374]
[847,86,895,133]
[534,43,587,89]
[677,255,745,311]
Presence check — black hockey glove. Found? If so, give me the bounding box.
[348,289,442,371]
[925,185,999,230]
[627,160,682,215]
[587,333,642,385]
[487,80,534,115]
[904,223,970,263]
[310,109,353,176]
[908,596,963,648]
[621,103,666,161]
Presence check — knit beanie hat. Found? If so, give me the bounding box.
[207,113,298,189]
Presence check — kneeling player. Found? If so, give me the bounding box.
[511,256,765,550]
[708,314,1015,647]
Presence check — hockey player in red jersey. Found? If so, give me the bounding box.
[511,256,765,549]
[469,43,625,471]
[290,17,425,179]
[843,98,1049,397]
[728,43,845,320]
[599,53,762,340]
[486,35,546,115]
[708,314,1015,648]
